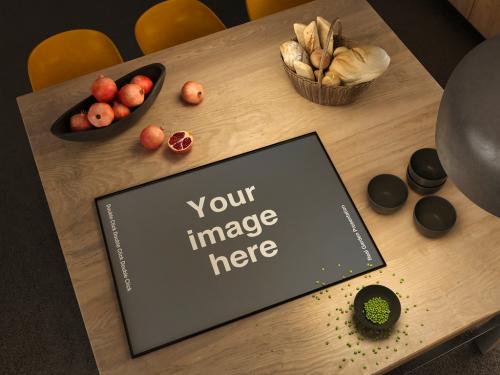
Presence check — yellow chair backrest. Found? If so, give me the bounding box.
[28,29,123,91]
[246,0,312,20]
[135,0,226,55]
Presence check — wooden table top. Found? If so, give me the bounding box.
[17,0,500,373]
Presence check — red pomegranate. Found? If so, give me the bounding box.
[131,75,154,95]
[118,84,144,107]
[87,103,114,127]
[140,125,165,150]
[70,112,92,132]
[112,101,130,120]
[181,81,204,105]
[91,75,117,102]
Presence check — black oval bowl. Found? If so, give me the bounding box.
[408,164,447,187]
[409,148,447,186]
[407,167,445,195]
[414,196,457,238]
[368,174,408,214]
[354,284,401,331]
[51,63,166,141]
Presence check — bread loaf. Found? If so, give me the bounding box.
[293,23,307,49]
[329,45,390,85]
[316,17,334,55]
[303,21,321,54]
[280,41,310,71]
[293,60,315,81]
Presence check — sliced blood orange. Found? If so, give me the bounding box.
[167,131,193,153]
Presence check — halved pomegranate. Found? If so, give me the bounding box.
[167,131,193,153]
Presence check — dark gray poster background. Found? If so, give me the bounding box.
[96,133,385,356]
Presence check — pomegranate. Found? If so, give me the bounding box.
[91,75,117,102]
[167,131,194,153]
[181,81,204,105]
[140,125,165,150]
[70,112,92,132]
[118,84,144,107]
[87,103,114,127]
[131,75,154,95]
[112,101,130,120]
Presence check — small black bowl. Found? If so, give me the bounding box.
[409,148,447,187]
[368,174,408,214]
[414,196,457,238]
[406,167,445,195]
[51,62,166,141]
[354,284,401,331]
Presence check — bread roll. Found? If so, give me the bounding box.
[303,21,321,54]
[293,60,315,81]
[314,69,321,81]
[321,71,341,87]
[310,49,331,69]
[329,45,390,85]
[280,41,310,71]
[316,16,334,55]
[293,23,307,49]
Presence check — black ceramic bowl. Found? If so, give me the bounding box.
[368,174,408,214]
[354,284,401,330]
[409,148,447,187]
[406,167,445,195]
[51,63,166,141]
[414,196,457,238]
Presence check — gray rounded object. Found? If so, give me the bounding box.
[436,35,500,217]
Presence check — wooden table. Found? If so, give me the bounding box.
[17,0,500,373]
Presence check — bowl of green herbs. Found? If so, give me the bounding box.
[354,284,401,330]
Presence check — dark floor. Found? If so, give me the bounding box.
[0,1,495,374]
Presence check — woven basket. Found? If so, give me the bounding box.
[282,18,373,106]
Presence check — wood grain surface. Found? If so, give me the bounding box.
[16,0,500,374]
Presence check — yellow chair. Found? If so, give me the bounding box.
[246,0,312,20]
[135,0,226,55]
[28,29,123,91]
